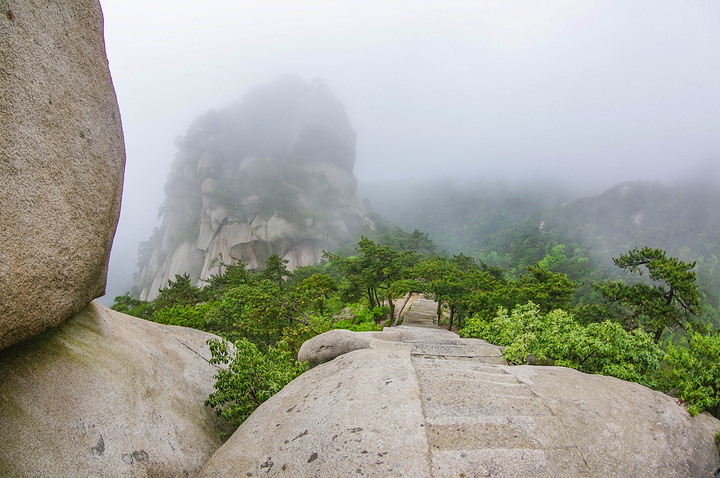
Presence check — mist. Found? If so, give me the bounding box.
[99,0,720,302]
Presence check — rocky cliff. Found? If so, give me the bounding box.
[135,77,374,300]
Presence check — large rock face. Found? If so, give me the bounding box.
[0,0,125,350]
[0,302,231,477]
[135,77,373,300]
[200,326,720,477]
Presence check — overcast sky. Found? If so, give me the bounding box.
[99,0,720,298]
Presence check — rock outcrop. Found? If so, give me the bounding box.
[200,326,720,477]
[297,328,374,366]
[135,76,373,300]
[1,3,234,476]
[0,302,231,477]
[0,0,125,350]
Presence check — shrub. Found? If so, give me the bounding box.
[205,338,307,429]
[665,330,720,417]
[331,304,383,332]
[460,302,663,387]
[153,302,214,329]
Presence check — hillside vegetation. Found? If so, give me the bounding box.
[361,178,720,329]
[114,226,720,426]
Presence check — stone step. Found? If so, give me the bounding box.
[401,298,441,328]
[413,355,508,369]
[421,396,543,413]
[430,448,592,478]
[425,421,540,449]
[415,373,531,393]
[409,343,505,362]
[413,365,519,384]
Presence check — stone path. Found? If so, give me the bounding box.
[400,295,439,328]
[400,298,586,476]
[202,297,720,477]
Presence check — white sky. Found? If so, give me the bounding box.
[99,0,720,298]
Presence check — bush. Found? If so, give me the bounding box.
[153,302,214,329]
[665,330,720,417]
[111,292,155,320]
[282,315,332,355]
[331,304,383,332]
[205,338,307,429]
[460,302,663,387]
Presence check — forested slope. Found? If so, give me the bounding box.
[361,178,720,327]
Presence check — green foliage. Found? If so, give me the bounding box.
[259,254,291,287]
[412,256,477,329]
[461,302,663,387]
[331,304,383,332]
[513,266,577,314]
[110,293,155,320]
[281,315,332,356]
[296,273,338,314]
[121,229,720,420]
[595,247,701,342]
[326,237,414,310]
[153,302,215,329]
[287,264,332,287]
[204,279,290,349]
[376,228,438,256]
[371,179,720,329]
[204,261,252,299]
[462,265,574,324]
[665,330,720,417]
[205,338,307,429]
[154,273,205,310]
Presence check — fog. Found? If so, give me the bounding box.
[99,0,720,301]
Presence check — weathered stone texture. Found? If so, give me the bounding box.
[0,302,230,477]
[297,328,374,366]
[0,0,125,350]
[199,347,431,478]
[202,324,720,477]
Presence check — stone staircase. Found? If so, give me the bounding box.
[402,298,589,477]
[204,296,720,477]
[400,295,439,328]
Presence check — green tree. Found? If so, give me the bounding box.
[204,260,252,299]
[153,273,204,310]
[205,338,307,429]
[594,247,701,342]
[514,266,577,314]
[296,273,337,315]
[259,254,291,288]
[326,238,411,317]
[463,266,574,322]
[205,279,304,349]
[153,302,215,329]
[413,257,459,326]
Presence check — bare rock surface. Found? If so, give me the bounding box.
[199,347,431,478]
[297,328,374,366]
[0,302,230,478]
[415,358,720,477]
[200,312,720,477]
[0,0,125,350]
